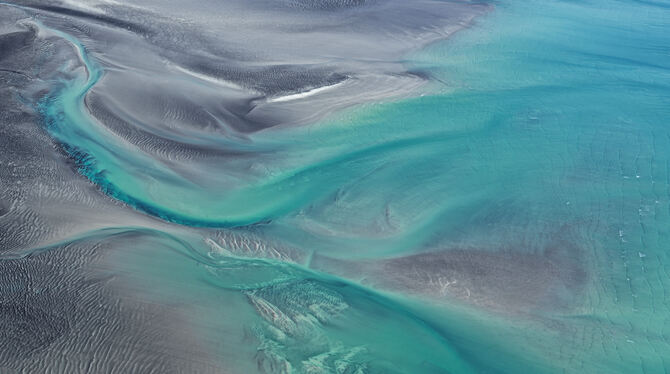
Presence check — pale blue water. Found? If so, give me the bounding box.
[30,0,670,372]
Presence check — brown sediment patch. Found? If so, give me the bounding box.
[311,233,588,315]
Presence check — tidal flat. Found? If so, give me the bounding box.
[1,0,669,373]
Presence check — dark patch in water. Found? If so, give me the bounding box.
[312,233,588,315]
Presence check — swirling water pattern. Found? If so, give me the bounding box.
[1,0,669,372]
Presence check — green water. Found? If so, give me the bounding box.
[34,0,670,372]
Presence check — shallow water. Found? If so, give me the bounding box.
[1,0,670,372]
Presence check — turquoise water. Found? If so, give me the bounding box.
[35,0,670,372]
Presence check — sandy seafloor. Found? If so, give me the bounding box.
[1,0,670,373]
